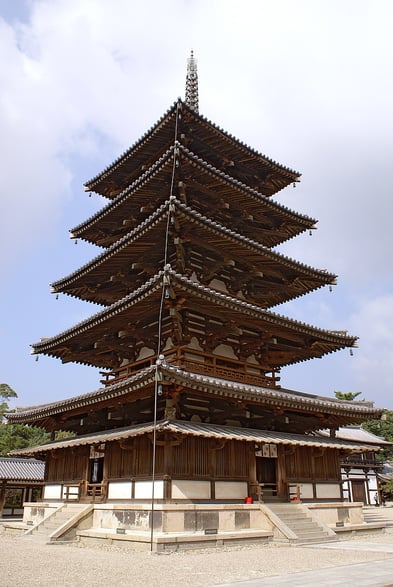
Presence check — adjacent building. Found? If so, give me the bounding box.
[0,457,44,517]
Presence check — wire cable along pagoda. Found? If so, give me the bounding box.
[9,54,383,549]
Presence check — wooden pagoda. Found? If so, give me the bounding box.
[9,54,381,520]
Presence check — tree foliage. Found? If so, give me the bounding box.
[0,383,17,419]
[362,410,393,442]
[0,382,50,456]
[362,410,393,460]
[0,424,50,456]
[334,391,362,401]
[380,478,393,498]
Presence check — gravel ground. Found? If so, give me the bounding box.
[1,530,393,587]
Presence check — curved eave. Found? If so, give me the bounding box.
[32,268,357,369]
[6,365,157,425]
[73,144,314,246]
[84,99,300,198]
[181,100,300,179]
[52,198,335,307]
[84,101,179,197]
[9,419,382,458]
[7,363,380,428]
[158,362,378,420]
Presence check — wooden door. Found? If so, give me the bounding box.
[351,480,366,503]
[256,457,277,500]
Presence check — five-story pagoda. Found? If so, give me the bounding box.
[10,54,381,515]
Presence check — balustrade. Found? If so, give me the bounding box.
[100,346,280,389]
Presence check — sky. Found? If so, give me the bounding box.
[1,0,393,412]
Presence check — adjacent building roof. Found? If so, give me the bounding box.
[0,457,45,482]
[10,419,380,458]
[317,426,391,445]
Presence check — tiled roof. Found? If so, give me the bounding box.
[158,361,378,417]
[74,144,312,242]
[10,419,379,458]
[7,360,381,425]
[32,267,357,360]
[7,365,156,423]
[317,426,391,445]
[84,99,300,194]
[53,197,334,301]
[0,457,45,481]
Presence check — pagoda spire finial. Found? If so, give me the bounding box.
[185,50,199,113]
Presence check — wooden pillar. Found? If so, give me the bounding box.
[276,445,287,499]
[248,443,260,501]
[0,480,7,517]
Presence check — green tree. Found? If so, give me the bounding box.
[380,478,393,498]
[0,383,50,456]
[0,383,17,418]
[362,410,393,441]
[0,424,50,456]
[362,410,393,460]
[334,391,362,401]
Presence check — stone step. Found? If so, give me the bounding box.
[266,504,335,544]
[272,514,312,522]
[295,530,327,538]
[34,526,51,534]
[285,522,321,531]
[27,505,90,540]
[294,536,337,545]
[49,515,71,523]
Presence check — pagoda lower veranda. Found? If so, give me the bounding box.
[8,54,384,550]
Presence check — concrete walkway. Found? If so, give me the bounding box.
[210,558,393,586]
[210,541,393,587]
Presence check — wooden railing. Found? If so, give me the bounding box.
[84,482,107,502]
[61,482,107,503]
[341,455,382,468]
[259,482,278,501]
[288,483,302,502]
[63,483,82,501]
[100,346,280,389]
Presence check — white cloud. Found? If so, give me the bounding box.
[347,295,393,406]
[1,0,393,408]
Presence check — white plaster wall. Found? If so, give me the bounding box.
[136,346,154,360]
[342,479,349,500]
[107,481,132,500]
[171,480,211,499]
[188,336,203,351]
[367,475,378,490]
[347,468,366,477]
[299,483,314,499]
[62,486,79,500]
[134,480,164,499]
[209,278,228,293]
[215,481,248,499]
[213,344,238,359]
[43,484,62,500]
[316,483,341,499]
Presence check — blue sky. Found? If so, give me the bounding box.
[1,0,393,412]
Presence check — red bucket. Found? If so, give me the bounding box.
[245,496,253,504]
